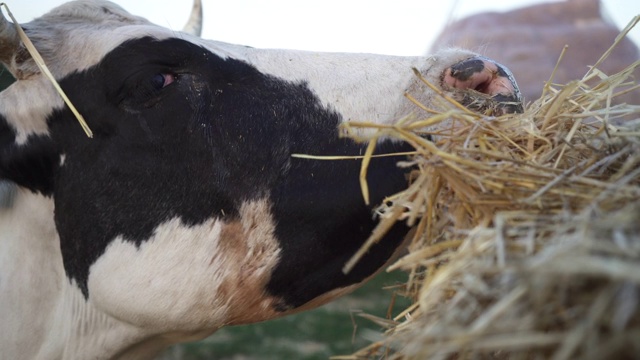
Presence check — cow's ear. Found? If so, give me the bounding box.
[0,121,58,196]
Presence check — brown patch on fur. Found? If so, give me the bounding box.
[13,47,40,80]
[214,201,415,325]
[216,200,284,325]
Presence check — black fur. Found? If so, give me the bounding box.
[268,139,410,309]
[0,116,58,195]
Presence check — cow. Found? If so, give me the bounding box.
[0,1,522,359]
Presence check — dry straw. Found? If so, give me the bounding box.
[0,3,93,137]
[336,16,640,360]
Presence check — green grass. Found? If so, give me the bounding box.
[160,271,410,360]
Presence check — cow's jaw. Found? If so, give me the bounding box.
[54,282,216,360]
[87,199,284,329]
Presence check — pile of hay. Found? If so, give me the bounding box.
[339,18,640,360]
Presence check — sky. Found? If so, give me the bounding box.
[4,0,640,56]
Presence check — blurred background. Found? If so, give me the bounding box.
[3,0,640,100]
[7,0,640,54]
[2,0,639,358]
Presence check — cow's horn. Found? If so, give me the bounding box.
[0,6,20,65]
[182,0,203,37]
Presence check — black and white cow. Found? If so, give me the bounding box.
[0,1,522,359]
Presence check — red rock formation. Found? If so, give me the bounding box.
[430,0,639,105]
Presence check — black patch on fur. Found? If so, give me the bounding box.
[268,140,410,310]
[493,93,524,114]
[449,58,485,81]
[0,115,58,195]
[45,37,411,302]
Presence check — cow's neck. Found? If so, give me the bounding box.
[55,282,163,359]
[0,186,187,360]
[1,186,63,358]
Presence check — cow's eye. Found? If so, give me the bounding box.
[150,73,175,90]
[118,71,177,109]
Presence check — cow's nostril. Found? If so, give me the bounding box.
[474,78,493,94]
[443,57,522,115]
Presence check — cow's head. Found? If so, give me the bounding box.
[0,0,411,331]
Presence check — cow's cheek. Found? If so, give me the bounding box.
[86,199,284,330]
[87,217,229,331]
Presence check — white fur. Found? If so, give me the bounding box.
[0,194,284,359]
[243,47,476,130]
[89,199,281,330]
[89,217,231,330]
[0,78,62,143]
[0,189,152,360]
[0,190,61,359]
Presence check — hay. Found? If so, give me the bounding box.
[338,17,640,360]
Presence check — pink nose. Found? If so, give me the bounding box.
[443,56,523,115]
